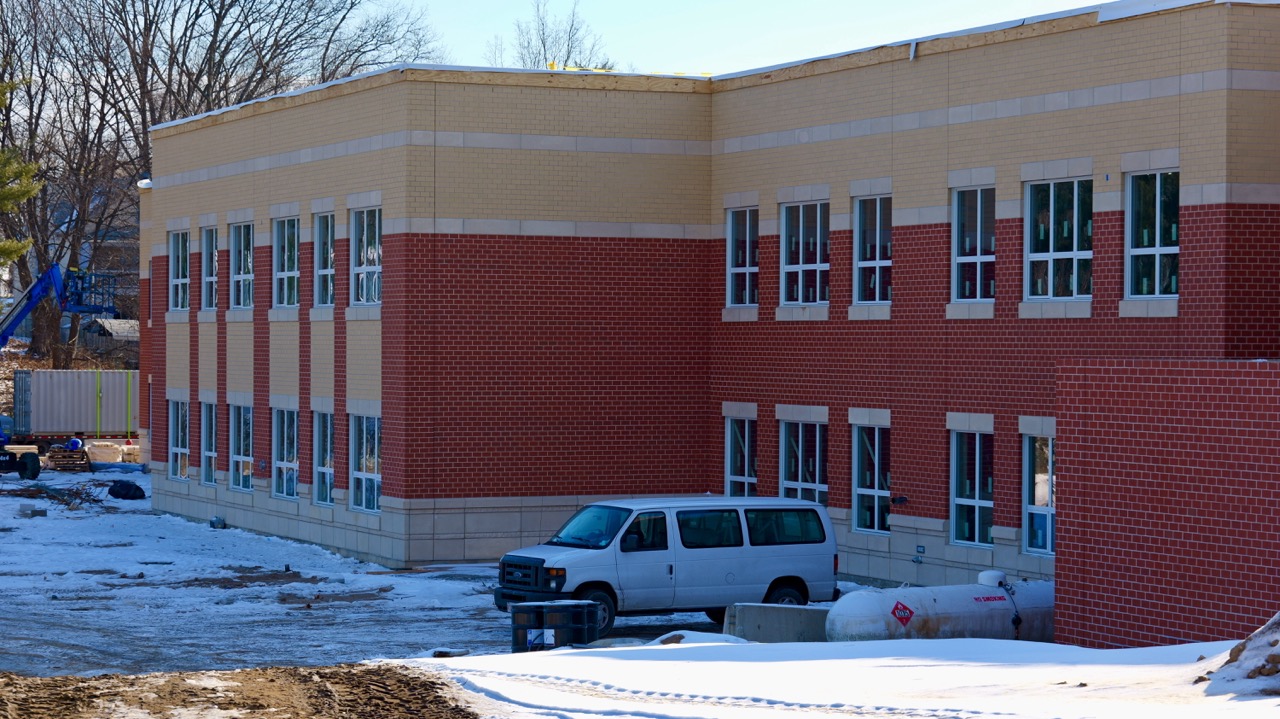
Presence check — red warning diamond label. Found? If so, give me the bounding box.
[891,600,915,627]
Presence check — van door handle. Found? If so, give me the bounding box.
[668,565,673,576]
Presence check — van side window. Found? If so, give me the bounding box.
[621,511,668,552]
[676,509,744,549]
[745,509,827,545]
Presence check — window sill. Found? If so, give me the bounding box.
[268,308,300,323]
[945,302,994,320]
[775,304,829,322]
[310,307,335,323]
[1018,300,1092,319]
[722,306,759,322]
[848,304,890,321]
[164,310,189,323]
[1118,298,1177,318]
[197,309,218,323]
[225,309,254,323]
[346,305,381,322]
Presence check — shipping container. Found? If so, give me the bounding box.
[11,369,139,451]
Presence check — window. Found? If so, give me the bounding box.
[745,508,827,546]
[953,187,995,301]
[168,231,189,310]
[952,431,993,545]
[351,207,382,305]
[230,223,254,308]
[781,201,829,304]
[230,405,253,491]
[780,420,827,504]
[314,411,334,505]
[350,414,381,511]
[1024,436,1055,554]
[855,196,893,303]
[272,408,298,499]
[726,208,758,306]
[677,509,744,549]
[314,213,335,307]
[1128,171,1179,297]
[201,227,218,309]
[725,417,757,496]
[273,218,299,307]
[168,400,189,480]
[200,402,217,485]
[853,425,891,533]
[1027,179,1093,299]
[620,511,668,552]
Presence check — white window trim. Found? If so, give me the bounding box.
[726,207,759,307]
[314,213,336,307]
[200,402,217,485]
[351,207,382,306]
[779,419,828,505]
[1125,169,1180,299]
[951,430,994,547]
[200,227,218,310]
[852,423,891,534]
[1023,435,1056,555]
[724,416,757,497]
[168,231,189,310]
[313,411,335,505]
[168,400,189,480]
[272,408,299,499]
[272,217,300,308]
[350,414,382,512]
[854,195,893,305]
[779,200,830,306]
[230,223,254,309]
[230,404,253,491]
[952,187,996,303]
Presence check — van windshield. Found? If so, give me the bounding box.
[547,505,631,549]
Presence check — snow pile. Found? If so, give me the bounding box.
[1206,611,1280,696]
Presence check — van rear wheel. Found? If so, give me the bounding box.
[705,608,726,626]
[764,586,805,606]
[575,588,616,637]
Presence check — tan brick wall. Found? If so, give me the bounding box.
[269,321,300,397]
[345,319,380,401]
[225,323,253,395]
[199,321,219,390]
[165,324,188,390]
[309,321,335,399]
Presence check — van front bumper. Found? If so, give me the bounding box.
[493,587,572,611]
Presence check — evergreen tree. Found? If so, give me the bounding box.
[0,80,38,265]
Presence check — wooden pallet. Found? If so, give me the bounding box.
[47,448,92,472]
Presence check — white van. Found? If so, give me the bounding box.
[493,496,840,635]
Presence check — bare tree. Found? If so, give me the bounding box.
[485,0,613,71]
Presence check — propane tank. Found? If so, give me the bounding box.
[826,577,1053,642]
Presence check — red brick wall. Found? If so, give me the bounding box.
[1055,359,1280,647]
[380,232,722,499]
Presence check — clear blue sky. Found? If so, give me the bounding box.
[420,0,1099,76]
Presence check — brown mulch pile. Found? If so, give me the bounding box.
[0,663,484,719]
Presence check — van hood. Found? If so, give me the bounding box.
[502,543,608,567]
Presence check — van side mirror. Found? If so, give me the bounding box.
[621,534,640,552]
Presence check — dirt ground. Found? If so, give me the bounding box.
[0,662,485,719]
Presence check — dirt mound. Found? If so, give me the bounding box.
[0,663,483,719]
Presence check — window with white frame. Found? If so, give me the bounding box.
[1024,435,1055,554]
[200,402,217,485]
[273,217,299,307]
[169,231,189,310]
[350,414,382,511]
[230,404,253,491]
[855,196,893,303]
[314,411,334,505]
[725,417,757,496]
[201,227,218,309]
[1027,179,1093,299]
[169,400,189,480]
[1128,171,1179,297]
[781,201,829,305]
[780,420,827,504]
[272,408,298,498]
[952,430,993,545]
[230,223,254,308]
[351,207,382,305]
[726,208,759,306]
[314,213,335,307]
[953,187,995,301]
[853,425,891,533]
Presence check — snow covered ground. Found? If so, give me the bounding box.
[1,468,1277,719]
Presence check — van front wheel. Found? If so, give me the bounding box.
[575,588,616,637]
[764,585,805,606]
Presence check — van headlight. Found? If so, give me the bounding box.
[546,567,566,590]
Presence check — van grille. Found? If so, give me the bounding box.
[499,557,545,589]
